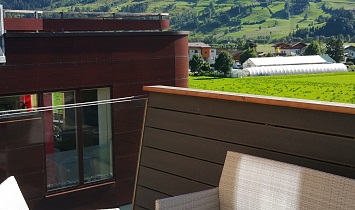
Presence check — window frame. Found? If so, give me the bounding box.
[44,86,115,194]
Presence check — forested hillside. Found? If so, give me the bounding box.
[0,0,53,10]
[1,0,355,44]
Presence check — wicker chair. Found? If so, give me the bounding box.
[156,151,355,210]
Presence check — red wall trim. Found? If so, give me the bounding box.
[4,18,169,32]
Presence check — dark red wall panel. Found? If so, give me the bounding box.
[42,19,169,32]
[4,18,43,31]
[4,19,169,32]
[174,36,189,88]
[1,32,188,95]
[0,31,188,209]
[0,118,43,148]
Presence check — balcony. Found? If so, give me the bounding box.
[133,85,355,209]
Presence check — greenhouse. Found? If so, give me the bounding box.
[232,63,348,77]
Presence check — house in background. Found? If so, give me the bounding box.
[216,49,244,62]
[188,42,216,64]
[273,42,307,56]
[344,45,355,59]
[0,6,188,210]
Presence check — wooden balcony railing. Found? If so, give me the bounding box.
[133,85,355,209]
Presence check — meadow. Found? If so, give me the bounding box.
[189,72,355,104]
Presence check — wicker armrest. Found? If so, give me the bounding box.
[155,187,220,210]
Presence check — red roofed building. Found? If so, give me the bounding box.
[273,42,307,56]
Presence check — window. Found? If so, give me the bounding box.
[195,50,198,53]
[45,90,79,190]
[81,88,112,184]
[0,94,37,117]
[45,88,112,191]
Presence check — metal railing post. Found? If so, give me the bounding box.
[0,4,6,63]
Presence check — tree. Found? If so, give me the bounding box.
[266,52,275,57]
[189,54,204,74]
[215,51,233,76]
[326,37,344,62]
[304,40,322,55]
[284,1,290,19]
[201,62,211,74]
[239,48,258,65]
[241,40,257,50]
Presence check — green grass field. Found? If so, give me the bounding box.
[189,72,355,104]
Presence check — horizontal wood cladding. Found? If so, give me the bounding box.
[138,166,212,196]
[142,127,355,178]
[133,88,355,209]
[147,93,355,137]
[140,147,223,186]
[145,108,355,168]
[135,186,169,210]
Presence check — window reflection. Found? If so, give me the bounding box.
[45,91,79,191]
[0,94,37,117]
[45,88,113,191]
[81,88,113,183]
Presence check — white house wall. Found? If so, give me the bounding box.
[188,47,201,61]
[188,47,217,64]
[208,49,217,64]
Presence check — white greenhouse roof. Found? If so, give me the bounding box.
[244,63,347,76]
[247,55,334,67]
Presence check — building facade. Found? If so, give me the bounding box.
[188,42,216,64]
[345,45,355,59]
[273,42,307,56]
[0,8,188,210]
